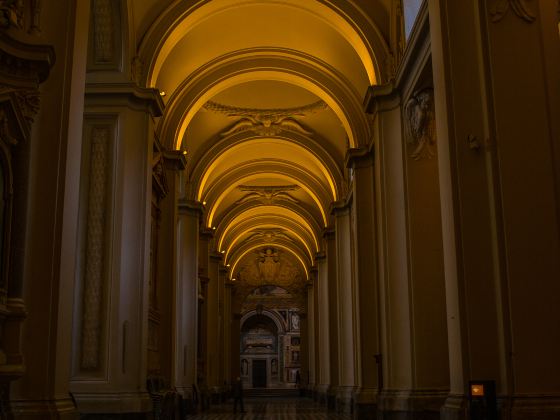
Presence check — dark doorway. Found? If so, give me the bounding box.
[252,359,267,388]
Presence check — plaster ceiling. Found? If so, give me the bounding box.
[135,0,389,291]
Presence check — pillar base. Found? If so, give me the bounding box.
[314,384,330,406]
[353,387,377,420]
[440,394,467,420]
[10,397,78,420]
[72,392,152,418]
[378,389,447,420]
[336,386,356,413]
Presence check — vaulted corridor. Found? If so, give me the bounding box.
[0,1,559,419]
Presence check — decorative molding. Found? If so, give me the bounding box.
[235,184,300,205]
[490,0,536,23]
[203,100,327,137]
[246,228,291,243]
[92,0,114,63]
[404,88,436,160]
[81,125,110,370]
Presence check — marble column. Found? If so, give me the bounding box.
[332,202,357,413]
[223,282,233,387]
[429,0,560,418]
[69,84,163,419]
[364,6,450,418]
[206,251,222,390]
[346,147,381,420]
[314,252,330,404]
[325,230,339,409]
[230,312,242,381]
[7,1,86,418]
[306,278,316,395]
[175,200,203,412]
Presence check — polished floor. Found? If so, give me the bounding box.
[188,398,352,419]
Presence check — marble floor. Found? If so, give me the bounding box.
[188,398,352,419]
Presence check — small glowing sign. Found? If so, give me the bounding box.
[471,384,485,397]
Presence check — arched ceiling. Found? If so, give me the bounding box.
[134,0,390,289]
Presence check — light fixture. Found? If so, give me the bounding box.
[231,278,236,281]
[226,264,230,267]
[159,91,166,97]
[221,250,225,254]
[203,201,207,205]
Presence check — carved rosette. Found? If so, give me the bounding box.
[81,126,110,370]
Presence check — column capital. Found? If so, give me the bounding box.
[330,196,352,216]
[345,144,374,169]
[209,251,223,261]
[178,199,204,216]
[363,82,400,115]
[200,227,215,239]
[322,228,335,240]
[315,251,326,261]
[163,150,187,171]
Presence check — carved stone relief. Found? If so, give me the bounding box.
[0,0,42,33]
[404,88,436,160]
[203,100,327,137]
[92,0,114,63]
[490,0,535,23]
[235,184,300,205]
[81,125,110,370]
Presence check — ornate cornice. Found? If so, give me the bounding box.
[0,32,54,86]
[85,83,164,117]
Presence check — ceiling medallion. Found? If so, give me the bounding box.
[235,184,300,205]
[203,100,327,137]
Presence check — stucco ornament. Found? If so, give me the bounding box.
[405,88,436,160]
[203,100,327,137]
[490,0,535,23]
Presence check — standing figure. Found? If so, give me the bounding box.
[232,377,246,414]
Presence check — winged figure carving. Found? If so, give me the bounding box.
[405,89,436,160]
[203,100,326,137]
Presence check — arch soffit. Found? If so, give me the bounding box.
[216,204,322,256]
[139,0,390,88]
[200,159,336,210]
[157,49,371,151]
[190,131,344,202]
[206,171,329,229]
[229,235,312,269]
[221,220,317,263]
[241,309,286,333]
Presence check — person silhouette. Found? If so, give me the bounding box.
[233,377,246,414]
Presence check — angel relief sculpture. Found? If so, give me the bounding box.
[405,88,436,160]
[258,248,279,283]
